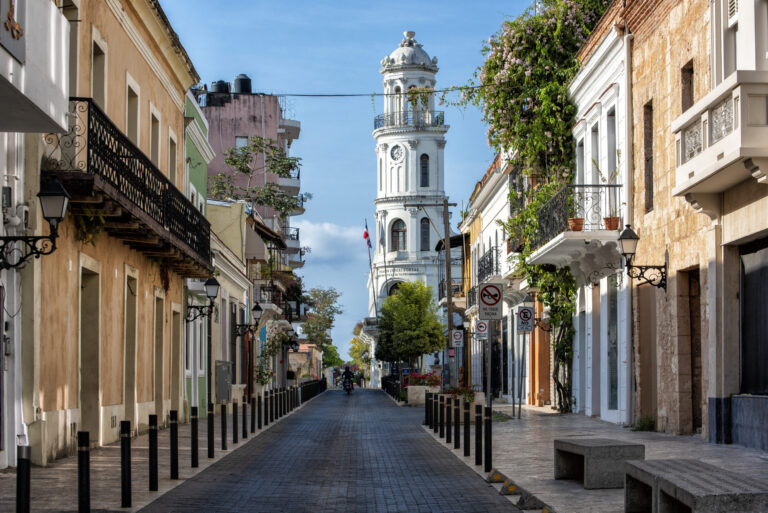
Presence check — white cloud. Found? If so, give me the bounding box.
[294,220,369,264]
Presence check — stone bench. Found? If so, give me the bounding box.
[554,438,645,489]
[625,458,768,513]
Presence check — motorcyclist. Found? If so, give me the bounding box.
[341,365,354,384]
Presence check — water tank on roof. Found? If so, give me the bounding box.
[210,80,229,93]
[233,74,252,94]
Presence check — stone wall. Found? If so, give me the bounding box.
[627,0,712,436]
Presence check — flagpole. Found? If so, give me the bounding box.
[365,219,379,319]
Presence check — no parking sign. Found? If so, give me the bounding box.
[451,329,464,348]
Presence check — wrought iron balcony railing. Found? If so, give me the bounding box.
[467,285,478,309]
[438,278,465,300]
[477,246,500,283]
[531,184,622,251]
[41,98,211,270]
[374,110,445,130]
[283,227,300,241]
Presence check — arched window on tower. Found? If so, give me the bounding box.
[394,86,402,122]
[391,219,406,252]
[420,218,430,251]
[420,154,429,187]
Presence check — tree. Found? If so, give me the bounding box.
[376,281,444,382]
[302,287,342,351]
[322,344,343,369]
[209,135,308,217]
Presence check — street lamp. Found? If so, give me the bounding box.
[0,180,70,270]
[618,225,667,290]
[186,277,220,321]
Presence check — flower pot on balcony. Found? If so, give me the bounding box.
[568,217,584,231]
[603,216,620,230]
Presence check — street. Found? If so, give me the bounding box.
[139,390,517,513]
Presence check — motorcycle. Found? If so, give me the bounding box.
[343,378,353,395]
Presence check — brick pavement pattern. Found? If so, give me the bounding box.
[139,390,518,513]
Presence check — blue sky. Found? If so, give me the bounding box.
[163,0,528,359]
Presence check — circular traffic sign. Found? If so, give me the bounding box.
[519,307,533,322]
[476,321,488,333]
[452,330,463,341]
[480,284,502,306]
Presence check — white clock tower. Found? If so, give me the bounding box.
[367,31,450,318]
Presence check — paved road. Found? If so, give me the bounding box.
[140,389,518,513]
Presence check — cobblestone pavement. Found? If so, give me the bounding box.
[140,390,519,513]
[428,403,768,513]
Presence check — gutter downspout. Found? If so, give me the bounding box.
[624,28,635,425]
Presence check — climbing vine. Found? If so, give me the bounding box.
[254,321,291,386]
[468,0,610,412]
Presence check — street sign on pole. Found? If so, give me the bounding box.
[478,282,503,320]
[517,306,534,333]
[475,320,488,339]
[451,329,464,348]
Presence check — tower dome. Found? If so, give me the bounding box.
[380,31,439,73]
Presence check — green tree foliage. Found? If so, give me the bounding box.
[349,328,371,369]
[301,287,343,368]
[209,135,307,217]
[376,281,445,377]
[322,344,343,369]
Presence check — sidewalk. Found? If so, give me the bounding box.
[425,404,768,513]
[0,401,304,512]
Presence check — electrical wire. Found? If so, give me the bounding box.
[211,83,485,99]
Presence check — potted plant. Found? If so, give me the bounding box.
[405,372,441,406]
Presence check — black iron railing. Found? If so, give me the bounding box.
[531,184,622,250]
[438,278,465,300]
[477,246,499,283]
[467,286,477,309]
[283,227,300,241]
[374,110,445,130]
[42,98,211,264]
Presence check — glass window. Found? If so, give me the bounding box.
[608,274,619,410]
[420,218,430,251]
[420,154,429,187]
[235,136,249,149]
[391,219,406,252]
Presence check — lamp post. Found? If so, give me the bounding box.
[182,277,219,410]
[0,180,70,269]
[618,225,667,290]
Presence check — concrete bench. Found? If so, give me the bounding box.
[554,438,645,489]
[625,458,768,513]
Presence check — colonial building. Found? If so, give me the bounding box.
[367,31,458,374]
[34,0,210,465]
[0,0,70,469]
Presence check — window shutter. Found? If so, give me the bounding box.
[728,0,738,23]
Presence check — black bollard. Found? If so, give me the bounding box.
[439,395,445,438]
[475,405,482,466]
[120,421,131,507]
[250,397,256,433]
[269,390,274,423]
[454,398,460,450]
[484,406,492,473]
[464,401,470,457]
[149,415,158,491]
[257,395,263,429]
[170,410,179,479]
[221,403,227,451]
[77,431,90,513]
[16,445,30,513]
[207,403,214,459]
[446,397,453,444]
[242,397,247,439]
[191,406,199,468]
[425,393,431,426]
[433,396,439,434]
[232,400,238,444]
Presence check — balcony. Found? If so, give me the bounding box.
[527,184,622,283]
[283,226,301,253]
[467,285,477,309]
[42,98,211,277]
[373,110,446,131]
[672,71,768,204]
[478,246,500,283]
[278,117,301,142]
[277,168,301,195]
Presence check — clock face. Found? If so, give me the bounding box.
[390,145,404,161]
